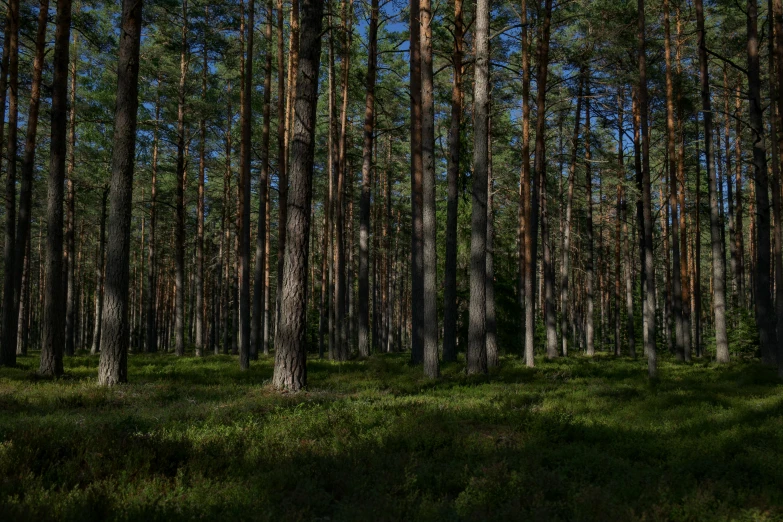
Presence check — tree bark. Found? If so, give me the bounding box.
[585,78,595,356]
[638,0,657,376]
[195,8,208,357]
[443,0,463,362]
[468,0,490,375]
[0,0,20,367]
[747,0,777,362]
[409,0,424,365]
[357,0,378,357]
[174,0,189,357]
[272,0,324,391]
[97,0,143,384]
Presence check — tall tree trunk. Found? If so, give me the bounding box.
[253,0,273,358]
[175,0,189,357]
[664,0,685,360]
[694,0,729,361]
[238,0,254,369]
[585,78,595,356]
[0,0,20,367]
[772,0,783,376]
[195,8,208,357]
[487,115,499,367]
[357,0,378,357]
[272,0,324,391]
[97,0,143,384]
[747,0,777,362]
[638,0,657,376]
[420,0,439,377]
[468,0,490,375]
[676,12,691,360]
[40,0,72,376]
[521,0,533,365]
[91,189,107,354]
[409,0,424,365]
[616,87,626,356]
[560,73,584,358]
[146,82,161,353]
[11,0,48,360]
[443,0,463,362]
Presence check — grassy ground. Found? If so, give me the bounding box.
[0,351,781,521]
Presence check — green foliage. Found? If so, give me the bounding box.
[1,353,781,521]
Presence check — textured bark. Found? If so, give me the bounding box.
[97,0,143,385]
[616,88,625,356]
[0,0,20,367]
[146,84,161,353]
[694,0,728,362]
[747,0,777,362]
[65,174,76,356]
[585,80,595,357]
[487,118,499,367]
[520,0,533,365]
[174,1,188,358]
[664,0,685,361]
[638,0,657,376]
[357,0,378,357]
[252,0,273,358]
[238,0,254,369]
[468,0,489,376]
[420,0,439,377]
[11,0,48,360]
[409,0,424,365]
[773,0,783,376]
[40,0,72,376]
[443,0,463,363]
[272,0,324,391]
[195,13,208,357]
[91,190,107,355]
[560,74,584,358]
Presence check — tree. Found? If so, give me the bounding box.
[272,0,325,391]
[97,0,144,385]
[468,0,489,376]
[40,0,73,377]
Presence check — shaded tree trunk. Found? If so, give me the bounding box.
[272,0,325,390]
[97,0,143,384]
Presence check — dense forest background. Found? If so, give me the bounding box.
[1,0,783,388]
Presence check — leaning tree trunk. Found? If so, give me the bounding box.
[468,0,489,376]
[40,0,72,376]
[272,0,325,391]
[97,0,144,385]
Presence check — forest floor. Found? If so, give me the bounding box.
[0,351,781,521]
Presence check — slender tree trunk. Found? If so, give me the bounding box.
[253,0,273,358]
[91,190,108,354]
[772,0,783,376]
[561,73,584,357]
[695,0,729,361]
[747,0,777,362]
[10,0,48,360]
[175,1,189,357]
[487,115,499,367]
[638,0,657,376]
[40,0,72,376]
[97,0,143,384]
[443,0,463,362]
[0,0,20,367]
[195,9,208,357]
[616,87,625,356]
[468,0,490,375]
[521,0,533,365]
[585,78,595,356]
[409,0,424,364]
[272,0,324,391]
[664,0,685,360]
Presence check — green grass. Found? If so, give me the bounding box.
[1,351,781,521]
